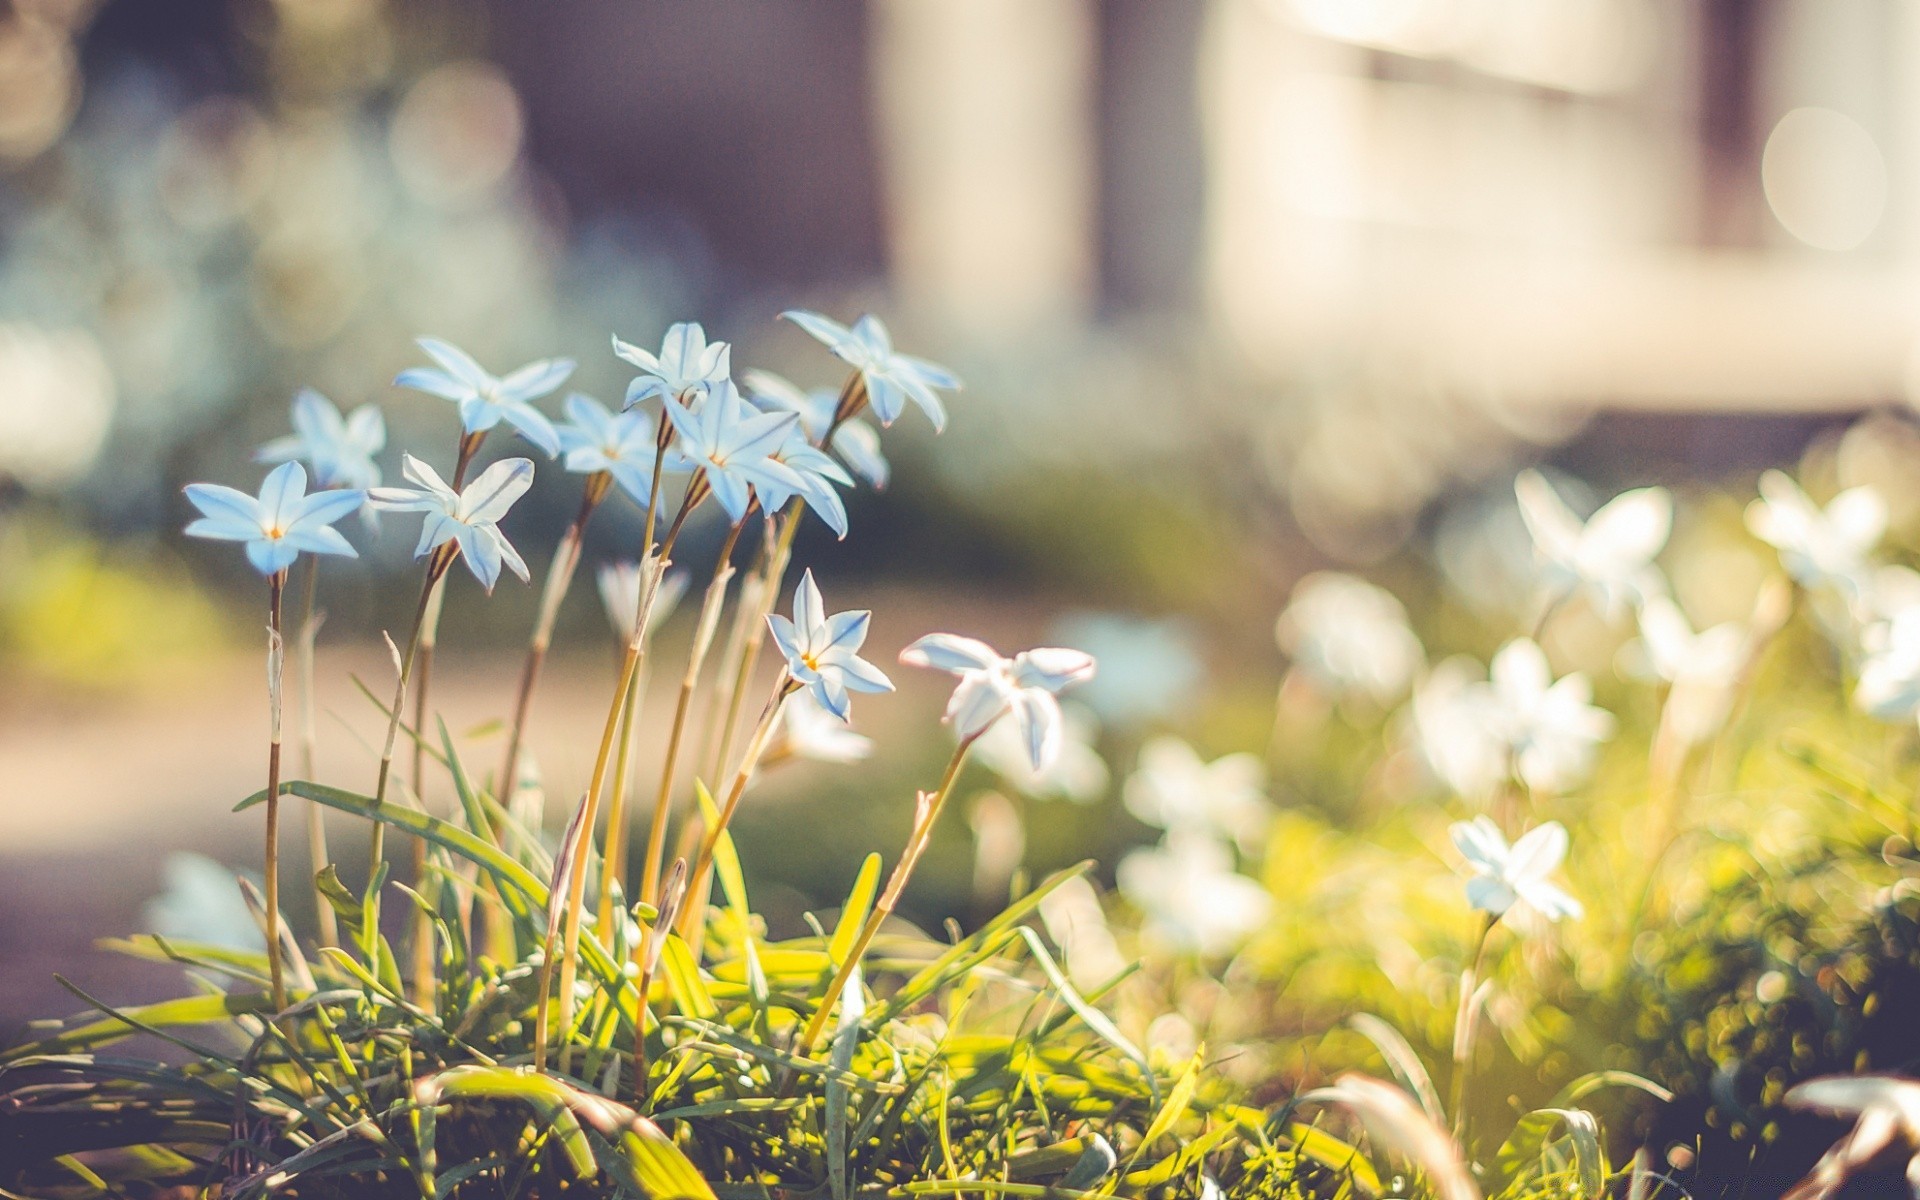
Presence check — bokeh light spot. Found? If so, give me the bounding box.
[1761,106,1887,252]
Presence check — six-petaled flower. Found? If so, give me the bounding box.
[556,393,685,508]
[898,633,1096,770]
[781,310,961,431]
[765,569,894,720]
[256,388,386,491]
[1449,816,1582,923]
[368,454,537,591]
[394,337,573,458]
[615,321,731,409]
[664,379,804,525]
[184,461,365,576]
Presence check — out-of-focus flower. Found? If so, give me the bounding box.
[393,336,572,457]
[183,461,363,576]
[664,380,803,525]
[1857,606,1920,723]
[1118,831,1271,957]
[1411,658,1510,801]
[973,702,1108,803]
[369,454,534,591]
[1514,469,1671,618]
[766,569,893,721]
[1487,639,1615,794]
[1746,470,1886,595]
[1781,1075,1920,1200]
[773,690,875,764]
[596,561,688,642]
[781,310,961,431]
[1036,874,1128,992]
[615,322,731,408]
[1124,736,1271,851]
[745,368,889,489]
[1047,612,1202,729]
[1276,572,1424,702]
[900,634,1097,770]
[256,388,385,491]
[757,427,854,538]
[556,393,681,508]
[1636,596,1750,743]
[141,853,265,954]
[1449,816,1581,922]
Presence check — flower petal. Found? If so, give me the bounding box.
[901,633,1002,673]
[462,458,536,525]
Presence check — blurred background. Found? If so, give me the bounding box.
[4,0,1920,1031]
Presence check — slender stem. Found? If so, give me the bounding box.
[1448,915,1499,1143]
[597,665,646,936]
[708,508,800,791]
[795,736,975,1058]
[698,524,771,784]
[369,552,451,932]
[679,671,798,942]
[294,555,336,948]
[640,520,745,902]
[264,572,288,1014]
[501,475,609,806]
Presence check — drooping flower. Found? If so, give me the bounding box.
[773,691,875,764]
[596,561,689,642]
[1486,639,1615,794]
[393,337,572,457]
[1781,1075,1920,1200]
[1449,816,1582,922]
[1746,470,1886,595]
[745,368,889,489]
[255,388,385,491]
[1117,831,1271,957]
[973,702,1109,803]
[614,321,731,408]
[663,380,804,524]
[1514,469,1671,618]
[765,569,894,720]
[1276,572,1425,703]
[899,633,1097,770]
[555,393,684,507]
[368,454,536,591]
[183,461,364,576]
[755,425,855,538]
[780,310,961,431]
[1123,736,1271,851]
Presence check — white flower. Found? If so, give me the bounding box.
[756,426,855,538]
[745,368,889,489]
[1486,639,1615,794]
[555,393,684,506]
[663,380,803,525]
[1123,736,1270,851]
[1410,658,1510,801]
[1857,605,1920,722]
[614,322,731,408]
[781,310,962,431]
[595,560,688,641]
[899,634,1097,770]
[1117,831,1271,957]
[1276,572,1424,702]
[393,337,571,457]
[1636,596,1749,743]
[1514,469,1670,618]
[255,388,385,491]
[1783,1075,1920,1200]
[183,461,364,577]
[972,702,1108,803]
[368,454,535,592]
[765,569,895,720]
[1746,470,1886,595]
[1449,817,1582,922]
[774,691,875,764]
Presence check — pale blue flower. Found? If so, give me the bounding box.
[744,368,889,489]
[756,428,854,539]
[183,461,364,577]
[1450,817,1582,922]
[663,380,804,525]
[780,310,961,431]
[555,393,687,507]
[899,634,1096,769]
[368,454,535,592]
[765,569,894,720]
[393,337,572,457]
[614,321,731,408]
[256,388,385,490]
[776,691,875,764]
[141,853,265,954]
[1047,612,1202,729]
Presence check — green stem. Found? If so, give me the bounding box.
[794,736,976,1058]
